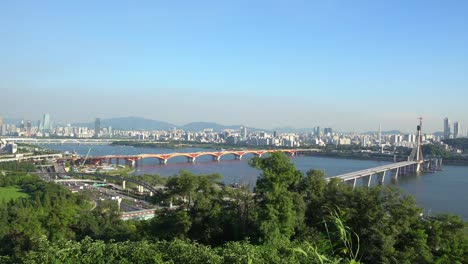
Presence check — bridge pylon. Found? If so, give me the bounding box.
[408,117,424,172]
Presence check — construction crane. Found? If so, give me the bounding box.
[80,148,92,166]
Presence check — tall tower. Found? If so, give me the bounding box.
[240,126,247,139]
[416,117,423,162]
[42,113,51,133]
[95,118,101,137]
[26,120,32,135]
[454,122,460,138]
[378,122,382,153]
[444,118,451,139]
[20,120,25,132]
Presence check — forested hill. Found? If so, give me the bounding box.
[0,153,467,263]
[443,138,468,152]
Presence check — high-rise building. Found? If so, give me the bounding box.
[42,113,51,133]
[444,118,451,139]
[0,124,6,136]
[315,126,321,136]
[20,120,25,132]
[95,118,101,137]
[26,120,32,134]
[240,126,247,139]
[0,116,3,125]
[454,122,461,138]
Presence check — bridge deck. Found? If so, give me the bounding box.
[329,161,418,181]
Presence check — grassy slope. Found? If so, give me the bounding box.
[0,186,29,201]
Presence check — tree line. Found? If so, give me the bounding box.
[0,152,466,263]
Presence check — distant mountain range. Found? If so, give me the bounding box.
[271,127,315,133]
[72,117,256,132]
[74,117,175,131]
[362,130,404,135]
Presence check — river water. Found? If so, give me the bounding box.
[40,144,468,220]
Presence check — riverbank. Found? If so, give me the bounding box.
[301,151,468,166]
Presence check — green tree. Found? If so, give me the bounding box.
[149,210,192,240]
[166,170,198,210]
[249,152,304,244]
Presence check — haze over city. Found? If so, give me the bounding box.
[1,1,468,132]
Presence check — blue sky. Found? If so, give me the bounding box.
[1,0,467,132]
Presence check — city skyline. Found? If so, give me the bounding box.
[1,1,468,132]
[0,113,462,135]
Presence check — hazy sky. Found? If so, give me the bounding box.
[1,0,467,133]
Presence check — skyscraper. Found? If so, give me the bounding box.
[444,118,451,139]
[26,120,32,134]
[454,122,461,138]
[42,113,51,133]
[20,120,25,132]
[240,126,247,139]
[0,116,3,125]
[315,126,321,136]
[95,118,101,137]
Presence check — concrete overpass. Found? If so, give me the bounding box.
[37,172,160,196]
[0,154,63,163]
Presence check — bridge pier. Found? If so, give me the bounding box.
[254,153,262,158]
[122,180,126,190]
[212,156,221,161]
[234,154,243,160]
[378,171,387,185]
[367,174,373,187]
[399,166,406,176]
[116,158,120,165]
[393,168,400,180]
[415,163,421,173]
[187,157,196,163]
[353,178,357,190]
[434,158,443,170]
[159,158,167,164]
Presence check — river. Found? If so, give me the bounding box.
[39,144,468,220]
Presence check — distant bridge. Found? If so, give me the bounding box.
[328,159,442,189]
[2,137,135,145]
[78,149,321,166]
[329,118,443,188]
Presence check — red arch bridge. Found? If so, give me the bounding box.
[78,149,320,167]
